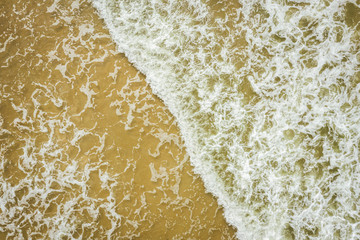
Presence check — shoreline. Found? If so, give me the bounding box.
[0,0,236,238]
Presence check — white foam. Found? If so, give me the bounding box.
[90,0,360,239]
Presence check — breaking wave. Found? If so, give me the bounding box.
[91,0,360,239]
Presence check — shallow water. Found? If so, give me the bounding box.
[0,0,236,239]
[91,0,360,239]
[1,0,360,239]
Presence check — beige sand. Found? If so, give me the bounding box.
[0,0,235,239]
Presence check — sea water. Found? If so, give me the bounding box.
[90,0,360,239]
[1,0,360,239]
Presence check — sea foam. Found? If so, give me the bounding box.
[90,0,360,239]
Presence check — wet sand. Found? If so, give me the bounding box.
[0,0,235,239]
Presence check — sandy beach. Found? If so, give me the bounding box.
[0,0,235,238]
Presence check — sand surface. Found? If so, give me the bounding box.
[0,0,235,239]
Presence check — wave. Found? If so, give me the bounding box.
[91,0,360,239]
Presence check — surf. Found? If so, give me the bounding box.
[90,0,360,238]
